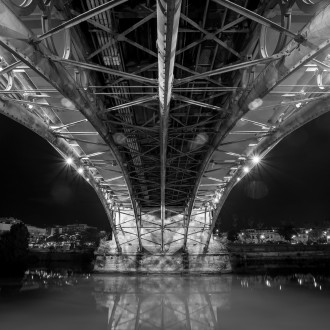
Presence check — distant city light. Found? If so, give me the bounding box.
[66,157,73,165]
[252,155,261,164]
[237,177,241,181]
[243,166,249,173]
[77,167,84,174]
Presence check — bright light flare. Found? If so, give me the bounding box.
[252,155,261,164]
[66,157,73,165]
[243,166,249,173]
[77,167,84,175]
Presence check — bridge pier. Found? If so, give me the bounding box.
[94,251,231,274]
[95,208,230,273]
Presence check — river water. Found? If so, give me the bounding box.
[1,270,330,330]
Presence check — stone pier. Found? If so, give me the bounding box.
[94,208,231,274]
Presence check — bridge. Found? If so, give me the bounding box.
[0,0,330,267]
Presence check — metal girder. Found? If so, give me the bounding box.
[37,0,128,41]
[0,96,122,252]
[172,94,223,111]
[50,57,157,85]
[0,60,21,76]
[180,13,242,59]
[103,95,158,112]
[200,3,330,252]
[87,10,156,59]
[157,0,182,251]
[212,0,304,42]
[0,0,143,251]
[176,16,246,56]
[175,54,283,86]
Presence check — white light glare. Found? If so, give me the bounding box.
[236,177,241,181]
[28,104,33,109]
[77,167,84,175]
[66,157,73,165]
[243,166,249,173]
[213,197,220,204]
[252,155,261,164]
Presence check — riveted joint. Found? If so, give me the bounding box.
[294,33,306,44]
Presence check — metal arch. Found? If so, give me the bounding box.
[184,2,330,252]
[204,94,330,249]
[0,0,143,251]
[37,0,128,42]
[0,96,122,251]
[2,0,38,16]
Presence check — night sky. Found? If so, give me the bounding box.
[0,113,109,230]
[1,111,330,230]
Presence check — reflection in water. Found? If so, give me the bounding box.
[1,270,330,330]
[93,276,231,329]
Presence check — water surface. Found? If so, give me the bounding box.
[1,270,329,329]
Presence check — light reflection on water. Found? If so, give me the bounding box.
[1,271,330,330]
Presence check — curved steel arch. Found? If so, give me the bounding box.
[184,2,330,251]
[0,96,122,251]
[203,93,330,250]
[0,0,142,251]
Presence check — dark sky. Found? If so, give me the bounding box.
[220,110,330,230]
[0,113,109,230]
[1,111,330,230]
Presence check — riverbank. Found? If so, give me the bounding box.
[28,250,95,272]
[227,243,330,273]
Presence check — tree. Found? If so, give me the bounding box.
[227,230,239,242]
[80,228,100,247]
[278,225,297,241]
[308,229,323,243]
[0,223,30,278]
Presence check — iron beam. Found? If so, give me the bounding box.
[212,0,303,42]
[175,54,282,86]
[0,60,21,76]
[157,0,182,251]
[103,95,158,112]
[50,57,157,85]
[172,94,223,111]
[37,0,128,41]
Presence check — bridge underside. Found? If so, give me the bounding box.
[1,0,330,257]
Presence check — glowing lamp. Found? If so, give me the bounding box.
[243,166,249,173]
[252,155,260,164]
[66,157,73,165]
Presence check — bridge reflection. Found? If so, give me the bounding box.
[92,276,231,330]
